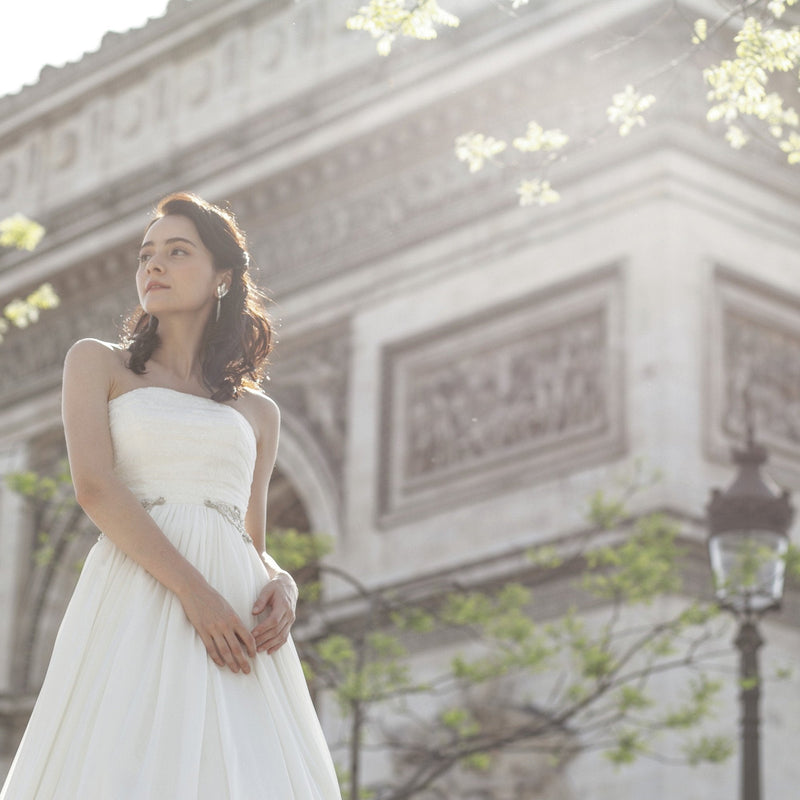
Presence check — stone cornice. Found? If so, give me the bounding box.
[298,523,800,642]
[0,0,284,138]
[1,0,797,304]
[0,0,736,228]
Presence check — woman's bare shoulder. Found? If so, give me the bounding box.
[64,339,128,387]
[235,388,279,440]
[238,387,279,422]
[66,338,124,362]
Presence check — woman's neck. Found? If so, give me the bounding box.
[149,315,208,385]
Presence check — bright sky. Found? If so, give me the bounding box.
[1,0,173,99]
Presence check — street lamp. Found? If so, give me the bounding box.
[706,428,794,800]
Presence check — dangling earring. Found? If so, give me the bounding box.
[215,284,228,322]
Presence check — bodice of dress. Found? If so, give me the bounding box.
[107,386,257,513]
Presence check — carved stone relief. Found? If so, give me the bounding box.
[268,322,351,500]
[709,268,800,470]
[0,276,135,410]
[113,88,146,140]
[250,150,506,295]
[379,267,625,524]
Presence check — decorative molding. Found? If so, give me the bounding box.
[250,154,508,295]
[378,265,626,525]
[3,0,785,303]
[0,1,303,216]
[708,267,800,476]
[0,281,135,410]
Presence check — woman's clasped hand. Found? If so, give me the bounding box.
[180,572,298,672]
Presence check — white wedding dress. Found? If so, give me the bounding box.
[0,386,341,799]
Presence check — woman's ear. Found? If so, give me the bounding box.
[218,269,234,295]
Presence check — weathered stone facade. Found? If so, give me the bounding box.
[378,265,625,525]
[1,0,800,796]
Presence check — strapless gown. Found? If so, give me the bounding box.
[0,387,341,800]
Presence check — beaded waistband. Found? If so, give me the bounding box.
[97,497,253,545]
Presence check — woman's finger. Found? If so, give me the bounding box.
[235,624,258,659]
[201,633,226,667]
[218,631,246,673]
[252,609,288,643]
[261,619,291,653]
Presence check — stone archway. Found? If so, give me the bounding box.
[271,409,343,547]
[7,427,96,692]
[267,467,312,533]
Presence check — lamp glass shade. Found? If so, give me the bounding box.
[709,529,788,613]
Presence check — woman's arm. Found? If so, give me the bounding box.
[62,339,257,673]
[243,394,298,653]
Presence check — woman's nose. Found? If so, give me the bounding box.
[145,255,165,273]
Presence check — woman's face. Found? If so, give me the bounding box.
[136,214,226,319]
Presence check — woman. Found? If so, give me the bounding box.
[0,193,342,799]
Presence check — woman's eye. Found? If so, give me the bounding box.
[171,247,188,256]
[137,253,151,265]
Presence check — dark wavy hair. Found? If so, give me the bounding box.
[122,192,273,402]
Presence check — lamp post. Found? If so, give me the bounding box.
[706,429,794,800]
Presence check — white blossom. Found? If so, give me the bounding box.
[780,131,800,164]
[27,283,60,311]
[725,126,750,149]
[607,85,657,136]
[454,133,507,172]
[346,0,459,55]
[512,122,569,152]
[704,15,800,163]
[767,0,799,19]
[517,179,560,207]
[0,213,45,251]
[692,19,707,44]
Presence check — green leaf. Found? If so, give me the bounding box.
[662,676,722,728]
[617,686,653,713]
[527,544,563,568]
[587,490,626,529]
[462,752,492,771]
[318,634,357,669]
[496,582,531,611]
[577,643,616,681]
[265,528,332,572]
[676,602,718,628]
[301,660,316,683]
[366,631,406,659]
[784,544,800,586]
[684,735,734,765]
[390,607,435,633]
[583,514,682,603]
[605,728,648,765]
[441,591,494,626]
[440,706,480,738]
[486,608,535,643]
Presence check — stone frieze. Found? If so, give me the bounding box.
[711,268,800,466]
[378,266,625,524]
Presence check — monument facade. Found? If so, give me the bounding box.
[1,0,799,796]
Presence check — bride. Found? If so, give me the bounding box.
[0,192,342,799]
